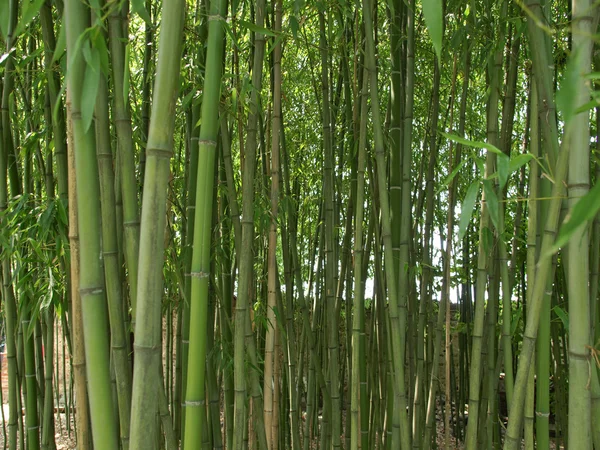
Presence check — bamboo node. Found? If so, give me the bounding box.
[198,139,217,147]
[79,287,104,296]
[146,147,173,159]
[190,271,209,279]
[535,411,550,418]
[184,400,205,407]
[208,14,224,22]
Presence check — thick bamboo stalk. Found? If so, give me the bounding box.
[65,0,119,446]
[107,0,141,322]
[129,0,186,447]
[566,0,594,446]
[183,0,228,445]
[95,45,133,449]
[66,89,91,450]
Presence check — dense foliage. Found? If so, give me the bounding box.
[0,0,599,449]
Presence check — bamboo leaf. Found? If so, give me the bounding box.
[131,0,152,24]
[474,156,485,174]
[574,98,598,114]
[422,0,443,63]
[458,181,479,241]
[123,43,131,107]
[553,306,569,332]
[482,226,494,255]
[556,48,581,124]
[290,15,299,38]
[238,19,277,37]
[549,180,600,253]
[438,159,466,192]
[483,179,500,232]
[15,0,46,36]
[509,154,533,173]
[0,47,15,67]
[442,131,504,156]
[510,306,522,336]
[81,47,100,133]
[52,16,67,64]
[91,30,109,76]
[497,153,510,190]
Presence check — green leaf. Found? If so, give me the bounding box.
[553,306,569,332]
[422,0,443,63]
[556,48,581,124]
[15,0,46,37]
[123,43,131,106]
[52,17,67,64]
[482,226,494,256]
[497,153,510,190]
[474,156,485,175]
[549,180,600,253]
[81,47,101,133]
[238,19,277,37]
[0,47,15,67]
[442,131,504,157]
[91,30,109,76]
[131,0,152,24]
[181,90,195,111]
[510,306,523,336]
[438,159,466,193]
[483,179,500,232]
[458,181,479,241]
[575,98,599,114]
[508,154,534,173]
[290,15,299,38]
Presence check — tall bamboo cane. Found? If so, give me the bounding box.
[106,0,141,322]
[65,0,119,446]
[129,1,186,448]
[232,0,269,447]
[264,0,283,445]
[183,0,228,446]
[566,0,594,447]
[95,33,133,448]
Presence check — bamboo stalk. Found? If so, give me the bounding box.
[129,0,186,448]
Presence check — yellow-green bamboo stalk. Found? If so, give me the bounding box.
[232,0,269,447]
[95,37,133,448]
[65,0,119,446]
[350,65,369,450]
[503,134,570,450]
[264,0,283,445]
[107,0,141,322]
[66,89,91,450]
[129,1,186,448]
[182,0,228,445]
[566,0,594,446]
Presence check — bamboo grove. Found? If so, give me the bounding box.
[0,0,599,449]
